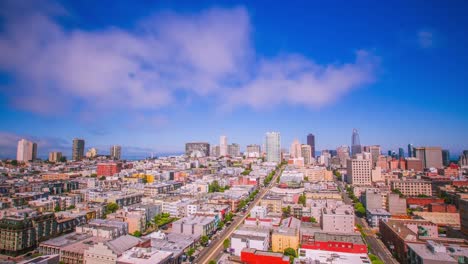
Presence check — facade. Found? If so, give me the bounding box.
[231,227,270,256]
[301,232,367,254]
[366,208,391,228]
[185,142,210,157]
[72,138,85,161]
[271,228,299,253]
[48,152,62,163]
[336,145,350,168]
[369,145,381,167]
[351,129,362,156]
[391,179,432,197]
[228,143,241,157]
[265,132,281,163]
[461,199,468,236]
[363,189,383,210]
[289,139,302,159]
[110,145,121,160]
[220,136,228,156]
[97,163,122,177]
[17,139,37,162]
[171,216,216,237]
[346,154,372,185]
[387,193,407,215]
[407,158,424,171]
[83,235,141,264]
[301,144,312,165]
[307,133,315,158]
[321,206,355,234]
[246,144,261,158]
[414,146,443,169]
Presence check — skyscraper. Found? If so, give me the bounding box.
[289,139,302,158]
[408,144,414,158]
[414,146,443,168]
[336,145,350,168]
[307,134,315,158]
[265,132,281,163]
[228,143,240,157]
[110,145,122,160]
[219,136,228,157]
[16,139,36,162]
[72,138,85,161]
[351,129,362,156]
[398,148,405,159]
[369,145,381,167]
[301,144,312,165]
[442,150,450,166]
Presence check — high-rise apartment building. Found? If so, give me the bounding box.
[408,144,414,158]
[219,136,228,156]
[110,145,122,160]
[185,142,210,157]
[289,139,302,158]
[398,148,405,159]
[265,132,281,163]
[16,139,37,162]
[307,134,315,158]
[72,138,85,161]
[228,143,241,157]
[414,146,443,169]
[301,144,312,165]
[346,153,372,185]
[351,129,362,156]
[48,152,62,163]
[336,145,350,168]
[246,144,261,157]
[442,150,450,166]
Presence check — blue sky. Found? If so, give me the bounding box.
[0,0,467,159]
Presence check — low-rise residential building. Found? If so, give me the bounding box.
[231,226,270,256]
[272,227,299,253]
[83,235,142,264]
[321,205,354,234]
[171,216,216,237]
[391,179,432,197]
[407,240,468,264]
[366,208,391,228]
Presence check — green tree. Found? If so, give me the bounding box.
[225,212,234,222]
[67,205,76,210]
[10,160,18,166]
[90,173,97,178]
[217,221,225,230]
[208,180,221,193]
[298,193,306,206]
[223,238,230,250]
[106,202,119,214]
[132,230,142,237]
[354,203,366,217]
[187,247,195,257]
[310,217,317,223]
[54,205,61,212]
[282,206,291,217]
[200,235,209,246]
[99,176,106,180]
[208,260,216,264]
[283,247,296,263]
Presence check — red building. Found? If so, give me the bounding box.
[97,162,122,176]
[438,163,460,177]
[406,158,423,171]
[241,248,290,264]
[406,197,444,207]
[301,232,367,254]
[428,203,457,213]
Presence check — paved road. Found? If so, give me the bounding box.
[195,166,283,264]
[339,182,399,264]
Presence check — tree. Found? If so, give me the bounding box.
[54,205,61,212]
[284,247,296,257]
[99,176,106,180]
[223,238,230,250]
[282,206,291,217]
[187,247,195,257]
[208,180,221,193]
[208,261,216,264]
[200,235,209,246]
[142,177,148,184]
[90,173,97,178]
[225,212,234,222]
[298,193,306,206]
[310,217,317,223]
[106,202,119,214]
[354,203,366,217]
[67,205,76,210]
[217,221,225,230]
[132,230,142,237]
[10,160,18,166]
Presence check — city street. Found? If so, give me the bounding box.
[195,166,283,264]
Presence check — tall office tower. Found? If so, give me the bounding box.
[398,148,405,159]
[228,143,241,157]
[369,145,381,167]
[336,145,350,168]
[17,139,36,162]
[48,152,62,162]
[307,133,316,158]
[408,144,414,158]
[301,144,312,165]
[72,138,85,161]
[110,145,122,160]
[346,153,372,185]
[442,150,450,166]
[265,132,281,163]
[219,136,228,156]
[185,142,210,157]
[351,129,362,156]
[414,146,443,169]
[459,151,468,167]
[289,139,302,158]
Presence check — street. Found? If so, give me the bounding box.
[195,166,283,264]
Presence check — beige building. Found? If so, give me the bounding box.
[106,210,145,234]
[301,144,312,165]
[414,147,443,169]
[346,154,372,185]
[17,139,37,162]
[48,151,62,162]
[271,228,299,253]
[259,195,283,214]
[391,179,432,197]
[83,235,141,264]
[321,205,355,233]
[301,167,333,182]
[290,139,302,159]
[387,193,407,215]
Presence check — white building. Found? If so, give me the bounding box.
[230,226,270,256]
[346,154,372,185]
[366,208,391,228]
[250,206,268,219]
[265,132,281,163]
[220,135,228,157]
[321,205,355,233]
[17,139,36,162]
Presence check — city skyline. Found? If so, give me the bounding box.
[0,0,467,158]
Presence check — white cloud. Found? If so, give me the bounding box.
[418,30,433,48]
[0,0,378,116]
